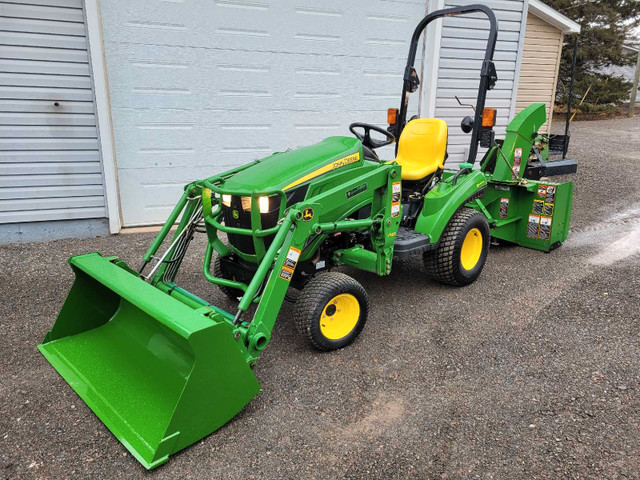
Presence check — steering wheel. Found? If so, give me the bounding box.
[349,122,395,149]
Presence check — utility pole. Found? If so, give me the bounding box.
[629,48,640,118]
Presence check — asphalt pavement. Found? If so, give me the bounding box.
[1,116,639,479]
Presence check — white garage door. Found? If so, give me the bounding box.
[99,0,427,226]
[0,0,106,224]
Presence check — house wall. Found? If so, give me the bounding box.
[515,12,563,133]
[426,0,528,165]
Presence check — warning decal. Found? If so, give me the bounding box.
[527,214,541,238]
[391,181,401,218]
[279,267,294,281]
[512,148,522,177]
[499,197,509,218]
[544,202,554,216]
[284,246,301,269]
[538,216,552,241]
[537,185,547,198]
[533,199,544,214]
[545,185,556,204]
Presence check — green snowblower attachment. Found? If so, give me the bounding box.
[38,253,260,469]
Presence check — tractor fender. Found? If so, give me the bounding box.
[414,170,487,244]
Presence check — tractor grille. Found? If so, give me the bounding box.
[221,196,279,255]
[220,186,308,256]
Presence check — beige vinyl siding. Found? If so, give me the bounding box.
[516,13,564,133]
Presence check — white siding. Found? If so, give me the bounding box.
[430,0,526,165]
[99,0,427,226]
[0,0,106,224]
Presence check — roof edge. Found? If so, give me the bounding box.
[528,0,581,34]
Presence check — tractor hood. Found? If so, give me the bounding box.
[221,136,363,192]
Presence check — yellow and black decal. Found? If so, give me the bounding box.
[544,202,554,216]
[533,199,544,214]
[283,152,361,191]
[302,208,314,221]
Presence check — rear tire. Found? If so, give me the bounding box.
[423,207,490,286]
[213,255,244,300]
[295,272,369,351]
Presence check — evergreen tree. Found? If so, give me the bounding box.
[542,0,640,108]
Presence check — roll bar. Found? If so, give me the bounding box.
[395,4,499,164]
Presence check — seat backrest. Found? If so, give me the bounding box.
[395,118,448,181]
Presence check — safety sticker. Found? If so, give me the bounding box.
[392,182,401,203]
[391,181,401,217]
[391,203,401,218]
[499,197,509,218]
[537,185,547,198]
[544,202,554,216]
[284,246,301,269]
[279,266,294,281]
[545,185,556,204]
[533,199,544,214]
[512,148,522,176]
[538,216,552,240]
[527,214,541,238]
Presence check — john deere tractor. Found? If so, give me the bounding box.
[39,4,575,469]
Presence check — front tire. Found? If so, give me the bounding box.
[294,272,369,351]
[423,207,490,286]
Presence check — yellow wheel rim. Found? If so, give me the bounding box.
[460,227,483,271]
[319,294,360,340]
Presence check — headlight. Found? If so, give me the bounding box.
[222,194,232,207]
[240,196,270,213]
[258,196,269,214]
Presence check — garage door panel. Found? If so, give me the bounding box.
[0,99,95,114]
[0,184,99,200]
[0,31,87,49]
[0,3,84,23]
[0,125,97,138]
[0,72,92,89]
[0,0,105,226]
[1,16,87,36]
[0,137,98,150]
[0,206,105,223]
[0,86,94,102]
[0,45,89,63]
[102,0,427,224]
[2,58,90,76]
[0,194,104,213]
[0,112,96,126]
[111,108,390,170]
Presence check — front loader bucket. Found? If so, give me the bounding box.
[38,253,260,469]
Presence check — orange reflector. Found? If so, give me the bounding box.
[482,108,496,127]
[387,108,398,125]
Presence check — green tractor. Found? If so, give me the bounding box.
[39,4,574,469]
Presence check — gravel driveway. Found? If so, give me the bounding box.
[1,117,639,479]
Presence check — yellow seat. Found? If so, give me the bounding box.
[395,118,448,181]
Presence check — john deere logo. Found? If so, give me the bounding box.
[232,209,240,219]
[302,208,314,221]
